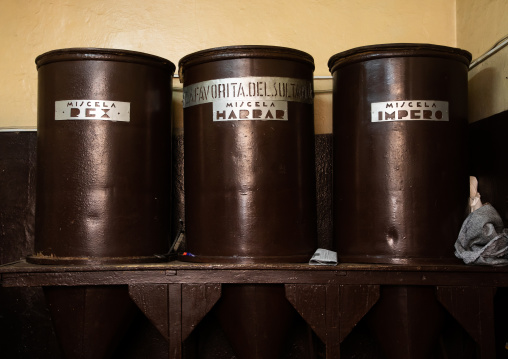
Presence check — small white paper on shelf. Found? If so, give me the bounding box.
[309,248,338,266]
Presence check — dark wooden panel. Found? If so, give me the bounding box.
[168,283,182,359]
[286,284,380,358]
[315,134,333,249]
[0,131,63,358]
[286,284,328,342]
[437,286,497,358]
[129,284,170,340]
[324,285,340,358]
[5,266,508,288]
[181,283,221,340]
[0,131,37,264]
[469,110,508,225]
[338,285,379,342]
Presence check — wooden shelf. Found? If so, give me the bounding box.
[1,260,507,287]
[1,260,504,358]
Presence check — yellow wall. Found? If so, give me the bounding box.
[0,0,457,131]
[459,0,508,124]
[456,0,508,59]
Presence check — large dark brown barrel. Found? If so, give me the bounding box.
[29,48,175,264]
[328,44,472,264]
[178,45,317,263]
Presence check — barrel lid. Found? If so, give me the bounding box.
[328,43,472,74]
[35,47,176,73]
[178,45,315,83]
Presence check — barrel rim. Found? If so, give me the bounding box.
[328,43,472,73]
[178,45,315,81]
[35,47,176,72]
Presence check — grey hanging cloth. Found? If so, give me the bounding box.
[455,203,508,265]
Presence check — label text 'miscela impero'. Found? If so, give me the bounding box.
[371,100,449,122]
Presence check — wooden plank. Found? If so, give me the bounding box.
[477,287,497,359]
[128,284,170,340]
[285,284,327,342]
[1,270,171,287]
[5,260,508,273]
[181,283,221,341]
[437,286,497,359]
[338,285,379,342]
[168,284,182,359]
[286,284,379,358]
[130,283,220,358]
[325,285,340,358]
[3,267,508,288]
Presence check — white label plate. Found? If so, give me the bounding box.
[183,76,313,108]
[183,76,312,122]
[55,100,130,122]
[371,100,449,122]
[213,100,288,121]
